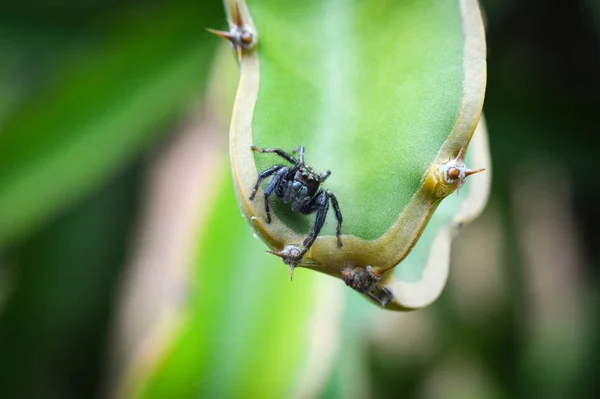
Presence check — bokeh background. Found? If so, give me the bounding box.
[1,0,599,398]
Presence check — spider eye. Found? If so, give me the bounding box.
[308,175,314,181]
[302,171,308,178]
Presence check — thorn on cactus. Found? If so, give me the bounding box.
[267,245,304,281]
[206,3,256,62]
[442,139,485,192]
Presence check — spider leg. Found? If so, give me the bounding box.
[262,167,288,223]
[328,191,343,247]
[251,146,298,165]
[292,146,305,164]
[249,165,285,200]
[319,170,331,182]
[301,191,329,249]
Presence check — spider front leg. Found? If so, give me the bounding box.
[328,191,343,247]
[261,167,289,223]
[251,146,298,165]
[300,190,329,251]
[291,146,305,164]
[249,165,285,200]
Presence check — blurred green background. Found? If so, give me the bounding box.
[0,0,599,398]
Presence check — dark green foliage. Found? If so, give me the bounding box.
[0,0,599,398]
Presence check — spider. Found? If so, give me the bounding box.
[249,146,343,258]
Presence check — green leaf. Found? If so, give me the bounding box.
[0,2,222,245]
[121,173,346,399]
[228,0,488,308]
[251,0,464,238]
[0,164,141,398]
[112,44,347,399]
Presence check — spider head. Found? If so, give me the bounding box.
[295,167,321,190]
[284,167,321,211]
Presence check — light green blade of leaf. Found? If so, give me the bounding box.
[228,0,487,294]
[124,172,346,399]
[0,3,221,245]
[250,0,465,239]
[319,291,382,399]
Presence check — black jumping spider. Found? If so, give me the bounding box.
[249,146,343,258]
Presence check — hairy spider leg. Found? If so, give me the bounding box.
[328,192,343,247]
[251,146,298,165]
[292,146,305,164]
[320,170,331,181]
[300,190,330,250]
[249,165,286,200]
[262,167,289,223]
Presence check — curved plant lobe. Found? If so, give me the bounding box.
[229,0,488,308]
[385,118,491,310]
